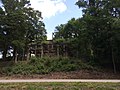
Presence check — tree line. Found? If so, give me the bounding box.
[53,0,120,73]
[0,0,120,73]
[0,0,47,62]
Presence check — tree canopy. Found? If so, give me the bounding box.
[53,0,120,72]
[0,0,47,62]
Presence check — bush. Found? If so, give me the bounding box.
[1,57,94,75]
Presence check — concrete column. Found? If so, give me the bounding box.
[41,44,43,58]
[35,45,37,57]
[57,44,59,57]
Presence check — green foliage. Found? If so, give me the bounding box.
[53,0,120,72]
[53,38,66,43]
[0,82,120,90]
[0,0,47,61]
[29,57,81,72]
[1,57,94,75]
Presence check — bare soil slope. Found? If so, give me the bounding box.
[0,70,120,79]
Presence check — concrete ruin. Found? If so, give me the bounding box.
[29,40,68,57]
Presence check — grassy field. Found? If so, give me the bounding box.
[0,82,120,90]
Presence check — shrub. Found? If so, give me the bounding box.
[1,57,94,75]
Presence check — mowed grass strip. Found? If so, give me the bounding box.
[0,82,120,90]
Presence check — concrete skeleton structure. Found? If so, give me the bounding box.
[29,40,68,57]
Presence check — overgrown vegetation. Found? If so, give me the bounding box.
[0,0,47,62]
[53,0,120,73]
[0,0,120,75]
[0,82,120,90]
[0,57,94,75]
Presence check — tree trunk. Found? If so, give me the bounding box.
[110,37,116,74]
[3,48,7,61]
[13,48,18,63]
[111,47,116,74]
[26,47,30,61]
[22,49,25,61]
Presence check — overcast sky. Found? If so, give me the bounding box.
[30,0,82,40]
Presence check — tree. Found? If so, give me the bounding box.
[54,0,120,72]
[0,0,46,62]
[76,0,120,72]
[53,18,92,59]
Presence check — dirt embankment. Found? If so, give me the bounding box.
[0,70,120,79]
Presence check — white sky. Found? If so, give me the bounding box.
[30,0,67,19]
[30,0,82,40]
